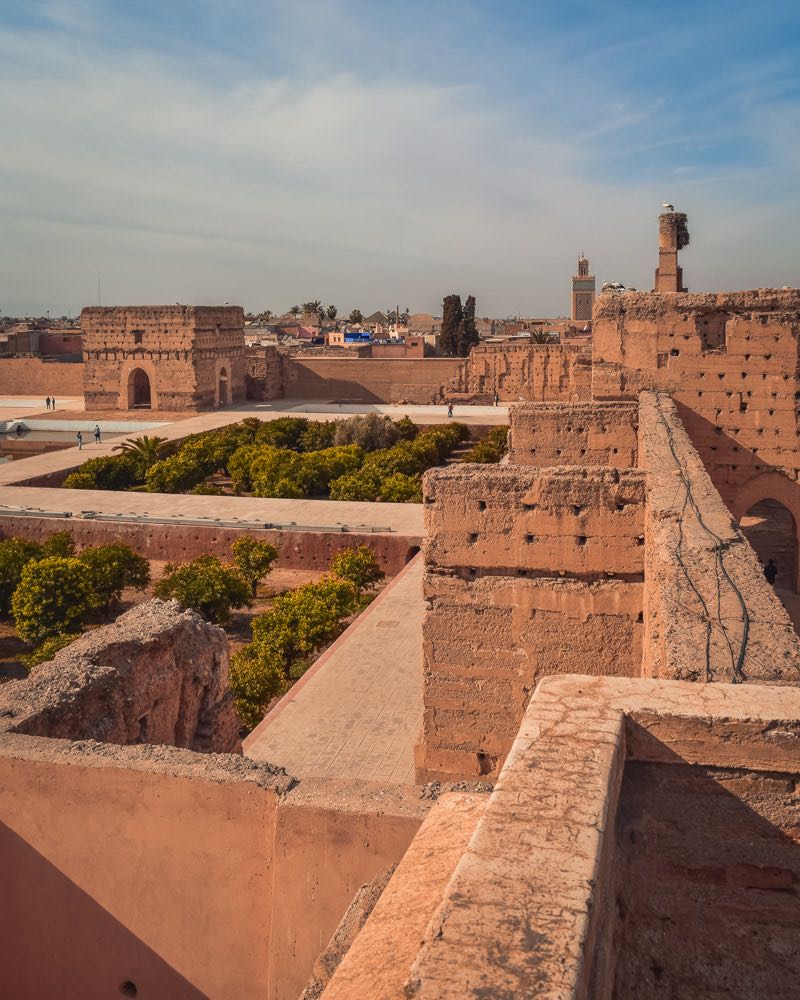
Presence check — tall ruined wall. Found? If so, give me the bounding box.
[417,464,645,782]
[279,356,463,403]
[0,359,84,396]
[446,343,592,403]
[638,392,800,682]
[82,305,246,410]
[509,401,638,468]
[592,289,800,533]
[0,600,241,753]
[246,344,286,399]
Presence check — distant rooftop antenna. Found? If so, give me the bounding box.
[97,276,102,306]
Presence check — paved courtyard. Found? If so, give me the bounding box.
[243,555,423,784]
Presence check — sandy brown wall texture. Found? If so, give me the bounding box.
[0,596,428,999]
[1,600,241,753]
[592,289,800,529]
[0,742,425,1000]
[446,343,592,403]
[417,465,645,782]
[508,400,639,468]
[638,392,800,684]
[0,358,84,395]
[0,515,419,575]
[280,357,463,403]
[82,305,246,411]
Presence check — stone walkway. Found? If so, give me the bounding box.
[0,485,423,535]
[244,555,423,784]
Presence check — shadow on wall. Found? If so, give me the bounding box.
[0,822,203,1000]
[612,739,800,997]
[675,404,800,592]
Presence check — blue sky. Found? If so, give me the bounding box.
[1,0,799,316]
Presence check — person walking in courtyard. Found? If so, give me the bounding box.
[94,424,101,444]
[45,396,51,410]
[76,431,83,451]
[494,391,499,406]
[447,402,454,418]
[51,397,56,410]
[764,558,778,585]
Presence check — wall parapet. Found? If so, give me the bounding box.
[508,400,638,468]
[638,391,800,683]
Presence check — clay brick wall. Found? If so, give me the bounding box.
[423,465,645,580]
[37,332,83,356]
[446,343,592,403]
[592,289,800,530]
[82,305,246,411]
[246,345,285,399]
[613,759,800,998]
[508,401,639,468]
[280,356,463,403]
[0,358,84,395]
[638,392,800,682]
[0,743,425,1000]
[0,516,420,576]
[417,464,645,781]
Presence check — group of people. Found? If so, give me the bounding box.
[44,397,56,410]
[76,425,102,450]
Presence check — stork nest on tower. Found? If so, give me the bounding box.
[673,212,690,249]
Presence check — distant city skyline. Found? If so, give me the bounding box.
[2,0,799,316]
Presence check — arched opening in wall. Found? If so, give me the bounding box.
[128,368,151,409]
[740,498,798,594]
[405,545,421,563]
[218,368,229,407]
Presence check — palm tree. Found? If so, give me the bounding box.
[289,305,301,317]
[530,331,554,344]
[349,308,364,324]
[326,305,338,321]
[113,435,172,470]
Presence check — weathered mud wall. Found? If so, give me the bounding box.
[508,401,639,468]
[417,465,645,781]
[279,357,462,403]
[0,740,426,1000]
[638,392,800,683]
[0,358,84,395]
[592,289,800,535]
[0,600,241,753]
[613,759,800,999]
[446,342,592,403]
[0,515,419,576]
[82,305,246,411]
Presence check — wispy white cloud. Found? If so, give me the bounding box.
[0,3,799,316]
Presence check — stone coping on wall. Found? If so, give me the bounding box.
[594,287,800,322]
[638,391,800,683]
[323,674,800,999]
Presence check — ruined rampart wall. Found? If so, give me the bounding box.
[592,289,800,523]
[638,392,800,683]
[446,343,592,403]
[0,515,419,576]
[0,741,425,1000]
[280,357,463,403]
[417,465,645,781]
[246,344,286,399]
[82,305,246,410]
[350,677,800,999]
[508,401,638,468]
[0,358,84,396]
[0,600,241,753]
